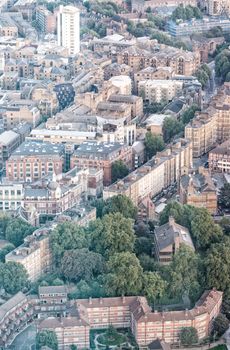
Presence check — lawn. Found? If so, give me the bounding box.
[97,332,126,346]
[211,346,228,350]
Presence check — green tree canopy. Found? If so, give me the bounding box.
[105,252,143,295]
[88,212,135,258]
[162,117,184,143]
[36,329,58,350]
[159,201,185,225]
[50,222,88,266]
[168,245,200,300]
[0,213,10,238]
[204,240,230,291]
[218,183,230,209]
[181,104,200,124]
[5,219,35,247]
[144,131,165,159]
[102,195,137,219]
[111,160,129,183]
[212,313,229,336]
[180,327,198,345]
[61,248,105,282]
[0,261,28,294]
[0,243,15,262]
[190,208,223,249]
[142,271,167,304]
[171,4,202,21]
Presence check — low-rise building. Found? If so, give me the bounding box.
[6,227,52,282]
[71,141,133,186]
[154,217,195,264]
[179,167,217,214]
[209,140,230,173]
[108,94,143,119]
[145,114,173,135]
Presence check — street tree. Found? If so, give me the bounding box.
[144,131,165,160]
[111,160,129,182]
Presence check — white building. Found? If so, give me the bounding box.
[57,5,80,55]
[138,80,183,103]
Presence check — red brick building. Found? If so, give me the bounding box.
[6,141,64,182]
[71,141,133,185]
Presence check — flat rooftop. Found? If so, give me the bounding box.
[11,141,64,157]
[75,141,125,156]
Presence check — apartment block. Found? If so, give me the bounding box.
[6,227,52,282]
[71,141,133,186]
[0,292,34,349]
[179,167,217,214]
[134,66,174,93]
[38,290,222,349]
[0,182,23,211]
[3,103,40,129]
[36,6,56,34]
[6,141,64,182]
[185,84,230,157]
[117,46,200,75]
[104,139,192,205]
[138,80,183,103]
[209,140,230,173]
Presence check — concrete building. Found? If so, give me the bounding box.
[154,217,195,265]
[209,140,230,173]
[28,129,97,145]
[0,182,23,211]
[179,167,217,214]
[6,227,52,282]
[57,5,80,55]
[71,141,133,186]
[167,17,230,37]
[138,80,183,103]
[36,6,56,34]
[6,141,64,182]
[104,139,192,205]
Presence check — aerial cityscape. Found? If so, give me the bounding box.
[0,0,230,349]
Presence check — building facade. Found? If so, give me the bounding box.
[6,141,64,182]
[71,141,133,186]
[209,140,230,173]
[57,5,80,55]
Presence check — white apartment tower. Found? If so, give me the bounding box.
[57,5,80,55]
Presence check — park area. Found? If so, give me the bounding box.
[90,326,138,349]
